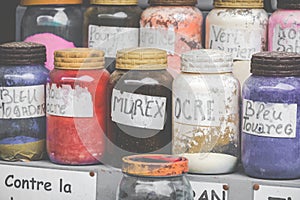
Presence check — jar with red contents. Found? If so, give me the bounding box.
[46,48,109,165]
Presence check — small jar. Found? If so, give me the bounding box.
[140,0,203,76]
[0,42,49,161]
[105,48,173,168]
[269,0,300,53]
[205,0,268,87]
[172,49,240,174]
[242,52,300,179]
[116,154,193,200]
[20,0,83,70]
[46,48,110,165]
[83,0,142,73]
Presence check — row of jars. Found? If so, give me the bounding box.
[1,41,300,181]
[19,0,300,84]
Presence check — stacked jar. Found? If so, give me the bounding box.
[0,42,49,161]
[269,0,300,53]
[105,47,173,168]
[46,48,109,165]
[20,0,83,71]
[242,52,300,179]
[205,0,268,88]
[172,49,240,174]
[140,0,203,77]
[83,0,142,73]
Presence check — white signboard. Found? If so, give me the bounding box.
[190,181,228,200]
[254,184,300,200]
[0,164,97,200]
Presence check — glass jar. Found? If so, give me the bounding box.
[46,48,110,165]
[205,0,268,88]
[0,42,49,161]
[105,48,173,168]
[242,51,300,179]
[140,0,203,77]
[20,0,83,70]
[116,154,193,200]
[83,0,142,73]
[172,49,240,174]
[269,0,300,53]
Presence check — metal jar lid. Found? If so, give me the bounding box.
[54,48,105,70]
[90,0,138,5]
[251,51,300,76]
[116,47,167,70]
[0,42,46,65]
[213,0,264,8]
[149,0,197,6]
[277,0,300,9]
[181,49,233,73]
[21,0,82,5]
[122,154,189,177]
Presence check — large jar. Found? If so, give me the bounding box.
[20,0,83,70]
[242,52,300,179]
[140,0,203,77]
[116,154,193,200]
[105,48,173,168]
[46,48,110,165]
[205,0,268,88]
[0,42,49,161]
[269,0,300,53]
[83,0,142,73]
[172,49,240,174]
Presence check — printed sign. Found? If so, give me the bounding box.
[190,181,228,200]
[254,184,300,200]
[0,164,97,200]
[273,25,300,53]
[242,99,297,138]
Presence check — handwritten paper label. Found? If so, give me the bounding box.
[111,89,167,130]
[272,24,300,53]
[0,164,96,200]
[190,181,228,200]
[46,83,93,117]
[88,25,139,58]
[254,184,300,200]
[242,99,297,138]
[0,85,45,119]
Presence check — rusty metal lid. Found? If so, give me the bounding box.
[277,0,300,9]
[213,0,264,8]
[149,0,196,6]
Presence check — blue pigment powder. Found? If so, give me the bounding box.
[0,136,40,145]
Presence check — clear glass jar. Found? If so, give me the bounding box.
[46,48,110,165]
[116,154,193,200]
[0,42,49,161]
[242,51,300,179]
[83,0,142,73]
[105,48,173,168]
[20,0,83,70]
[172,49,240,174]
[268,0,300,53]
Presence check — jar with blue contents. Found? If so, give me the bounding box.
[0,42,49,161]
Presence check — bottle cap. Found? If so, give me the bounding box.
[116,47,167,70]
[181,49,233,73]
[90,0,138,5]
[213,0,264,8]
[20,0,82,5]
[149,0,197,6]
[54,48,105,70]
[122,154,189,177]
[0,42,46,65]
[251,51,300,76]
[277,0,300,9]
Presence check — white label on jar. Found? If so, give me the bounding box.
[88,25,139,58]
[209,25,262,60]
[140,27,175,54]
[190,181,228,200]
[173,92,225,127]
[0,85,45,119]
[272,24,300,53]
[111,89,167,130]
[46,83,93,118]
[254,184,300,200]
[242,99,297,138]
